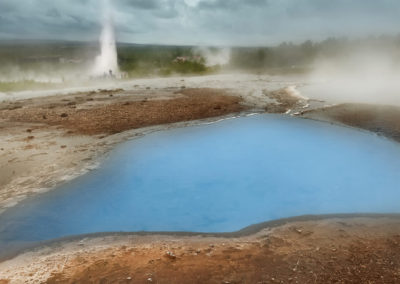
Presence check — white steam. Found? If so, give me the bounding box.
[92,0,119,77]
[195,47,231,67]
[304,47,400,105]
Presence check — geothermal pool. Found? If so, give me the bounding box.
[1,114,400,251]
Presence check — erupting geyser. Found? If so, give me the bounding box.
[92,0,119,77]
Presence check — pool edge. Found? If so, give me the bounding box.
[2,212,399,263]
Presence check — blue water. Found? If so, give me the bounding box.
[1,114,400,250]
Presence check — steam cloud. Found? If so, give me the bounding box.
[92,0,119,77]
[305,46,400,106]
[195,47,231,67]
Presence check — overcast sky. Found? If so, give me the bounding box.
[0,0,400,46]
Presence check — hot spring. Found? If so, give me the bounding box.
[1,114,400,254]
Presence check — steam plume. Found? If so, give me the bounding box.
[92,0,119,77]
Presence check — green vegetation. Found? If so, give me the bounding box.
[0,80,60,92]
[117,45,209,76]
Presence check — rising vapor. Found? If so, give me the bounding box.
[92,0,119,77]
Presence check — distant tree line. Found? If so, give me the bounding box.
[229,35,400,73]
[1,35,400,78]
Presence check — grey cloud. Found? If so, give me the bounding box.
[197,0,235,10]
[198,0,268,9]
[46,8,61,18]
[0,1,16,13]
[153,9,179,19]
[0,0,399,45]
[116,0,161,10]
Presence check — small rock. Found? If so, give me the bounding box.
[126,276,132,280]
[147,278,152,282]
[165,251,176,260]
[60,113,68,118]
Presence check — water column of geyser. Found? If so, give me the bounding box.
[92,0,119,78]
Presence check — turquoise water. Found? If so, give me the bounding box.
[1,114,400,251]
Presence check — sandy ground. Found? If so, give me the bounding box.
[0,122,100,215]
[0,216,399,283]
[2,74,400,283]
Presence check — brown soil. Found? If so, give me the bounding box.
[301,103,400,142]
[3,218,396,284]
[0,88,245,136]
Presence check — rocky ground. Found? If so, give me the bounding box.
[1,216,399,283]
[0,88,244,136]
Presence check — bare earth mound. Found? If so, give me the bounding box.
[0,217,399,283]
[0,88,245,136]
